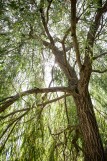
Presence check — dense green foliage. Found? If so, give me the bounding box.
[0,0,107,160]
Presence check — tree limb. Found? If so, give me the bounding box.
[85,0,107,58]
[82,0,107,83]
[70,0,82,69]
[42,40,78,84]
[30,33,78,87]
[39,0,54,45]
[39,0,78,85]
[0,87,73,113]
[36,1,78,87]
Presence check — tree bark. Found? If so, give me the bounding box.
[73,86,106,161]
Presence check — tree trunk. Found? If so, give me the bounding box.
[73,89,106,161]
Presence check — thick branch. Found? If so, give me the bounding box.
[85,1,107,57]
[42,40,78,84]
[82,1,107,83]
[0,87,72,113]
[39,0,78,87]
[70,0,82,69]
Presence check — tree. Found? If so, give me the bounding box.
[0,0,107,160]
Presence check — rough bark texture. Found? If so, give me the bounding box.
[71,64,106,160]
[73,92,105,161]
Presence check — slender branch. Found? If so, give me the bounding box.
[49,124,77,136]
[0,111,29,152]
[0,121,18,153]
[85,1,107,57]
[94,106,107,119]
[77,4,89,22]
[46,0,53,24]
[0,95,72,124]
[92,69,107,73]
[0,108,30,120]
[62,41,68,67]
[37,94,71,107]
[62,27,71,42]
[39,0,54,44]
[93,52,107,60]
[0,111,29,140]
[0,121,16,140]
[0,96,14,102]
[64,93,70,124]
[95,16,104,39]
[70,0,82,69]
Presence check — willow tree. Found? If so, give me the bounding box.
[0,0,107,161]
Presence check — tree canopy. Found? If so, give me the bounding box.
[0,0,107,160]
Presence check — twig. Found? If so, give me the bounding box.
[64,92,70,124]
[92,69,107,73]
[62,27,71,42]
[0,108,30,120]
[93,52,107,60]
[37,94,71,107]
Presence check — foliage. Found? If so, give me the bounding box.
[0,0,107,160]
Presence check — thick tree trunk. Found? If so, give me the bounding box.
[73,89,106,161]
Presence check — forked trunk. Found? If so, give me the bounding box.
[73,90,106,161]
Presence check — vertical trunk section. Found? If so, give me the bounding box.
[73,90,106,161]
